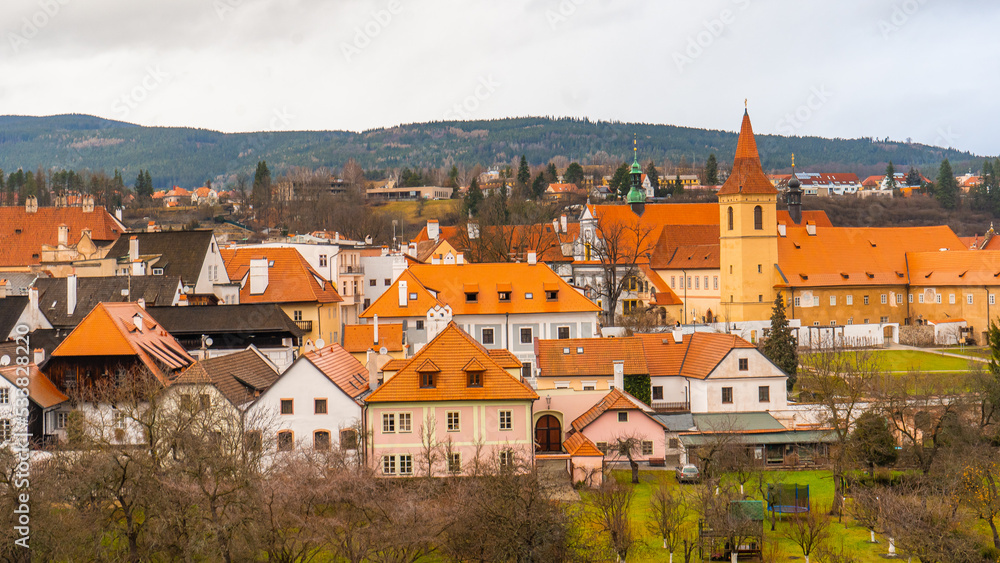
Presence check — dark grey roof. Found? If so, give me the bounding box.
[692,412,786,432]
[680,429,836,447]
[0,297,28,339]
[1,272,49,296]
[147,304,304,337]
[651,413,696,432]
[172,348,279,407]
[35,276,181,328]
[103,231,215,286]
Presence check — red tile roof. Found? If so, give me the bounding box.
[641,266,683,306]
[221,247,343,304]
[907,250,1000,286]
[536,336,647,378]
[717,111,777,196]
[51,303,194,384]
[361,263,600,318]
[343,323,405,353]
[365,322,537,403]
[0,205,125,267]
[571,388,654,432]
[0,364,68,408]
[777,225,963,288]
[635,331,755,380]
[564,431,604,457]
[303,343,370,400]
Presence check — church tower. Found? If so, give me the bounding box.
[718,108,780,322]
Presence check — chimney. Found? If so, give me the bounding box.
[137,297,146,310]
[129,236,139,262]
[613,360,624,391]
[83,196,94,213]
[527,251,537,265]
[25,195,38,213]
[0,279,7,299]
[58,225,69,246]
[806,221,817,236]
[456,252,464,265]
[672,329,683,343]
[367,349,379,391]
[249,258,269,295]
[431,256,440,265]
[398,280,408,307]
[467,220,479,240]
[133,312,144,332]
[28,287,39,328]
[552,218,560,234]
[560,214,568,233]
[427,220,440,241]
[777,223,786,237]
[33,348,45,366]
[67,274,77,316]
[115,208,123,222]
[373,314,379,346]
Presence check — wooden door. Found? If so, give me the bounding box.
[535,415,561,452]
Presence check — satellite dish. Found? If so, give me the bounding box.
[204,337,213,347]
[315,338,326,348]
[0,355,9,366]
[379,346,388,356]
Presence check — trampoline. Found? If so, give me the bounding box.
[767,484,810,515]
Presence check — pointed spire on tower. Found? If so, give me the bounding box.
[717,107,776,196]
[626,134,646,210]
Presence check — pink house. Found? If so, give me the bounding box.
[364,322,538,476]
[570,388,667,465]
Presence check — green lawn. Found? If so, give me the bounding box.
[939,346,990,359]
[805,349,977,372]
[598,470,914,563]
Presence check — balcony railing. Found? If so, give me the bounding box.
[651,400,690,413]
[340,265,365,275]
[294,320,313,332]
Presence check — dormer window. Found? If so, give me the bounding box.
[498,291,511,302]
[421,371,435,387]
[417,359,439,388]
[467,371,482,387]
[464,283,479,303]
[152,268,164,276]
[545,290,558,300]
[466,292,478,303]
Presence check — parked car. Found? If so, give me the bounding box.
[675,464,700,483]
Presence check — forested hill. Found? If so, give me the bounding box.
[0,113,982,188]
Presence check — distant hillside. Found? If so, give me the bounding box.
[0,113,983,189]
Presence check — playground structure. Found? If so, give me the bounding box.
[699,500,765,561]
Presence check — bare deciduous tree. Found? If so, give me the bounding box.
[589,478,637,562]
[782,504,830,563]
[589,209,657,326]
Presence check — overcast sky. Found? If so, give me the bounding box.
[1,0,996,155]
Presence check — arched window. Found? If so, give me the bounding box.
[314,430,331,451]
[277,430,294,452]
[754,205,763,230]
[727,207,734,230]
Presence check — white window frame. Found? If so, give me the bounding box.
[949,294,955,304]
[499,410,512,431]
[555,381,570,389]
[968,294,974,305]
[936,294,942,304]
[0,388,8,405]
[846,295,853,305]
[918,294,924,303]
[829,296,836,306]
[447,411,461,432]
[382,413,395,433]
[382,455,396,475]
[881,294,887,304]
[398,412,412,433]
[448,452,462,473]
[582,381,596,391]
[992,294,997,306]
[481,328,495,345]
[399,454,413,475]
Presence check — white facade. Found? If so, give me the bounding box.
[360,251,408,311]
[651,348,788,414]
[247,356,364,454]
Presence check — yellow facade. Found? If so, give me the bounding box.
[718,193,780,323]
[280,302,341,349]
[784,286,910,327]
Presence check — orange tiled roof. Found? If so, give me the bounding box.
[412,224,462,244]
[361,263,600,318]
[365,322,537,403]
[641,266,683,306]
[907,250,1000,286]
[381,358,409,372]
[343,323,405,353]
[571,388,654,432]
[777,210,832,227]
[304,343,369,400]
[662,244,720,270]
[537,336,647,378]
[51,303,194,384]
[221,247,343,304]
[564,431,604,457]
[777,225,963,288]
[0,364,68,408]
[635,332,755,380]
[717,111,777,196]
[487,348,523,369]
[649,224,719,269]
[546,183,584,193]
[0,205,125,267]
[983,236,1000,251]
